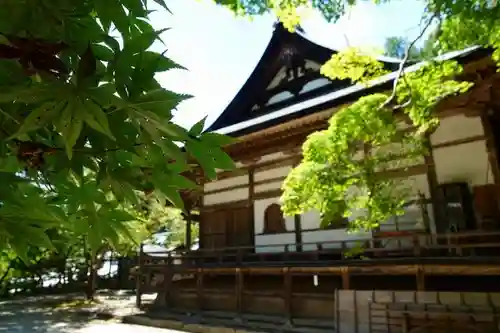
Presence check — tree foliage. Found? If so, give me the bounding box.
[0,0,235,261]
[212,0,493,230]
[0,0,495,265]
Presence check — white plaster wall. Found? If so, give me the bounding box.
[254,181,282,193]
[431,114,483,145]
[434,141,492,185]
[372,141,425,171]
[380,173,433,231]
[255,233,296,253]
[431,115,493,186]
[301,210,371,251]
[203,188,249,206]
[254,197,295,253]
[376,169,432,251]
[203,174,249,206]
[254,165,292,182]
[254,165,292,193]
[204,174,248,192]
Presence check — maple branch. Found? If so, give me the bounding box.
[381,14,438,110]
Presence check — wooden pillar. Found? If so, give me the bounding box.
[416,265,425,291]
[249,169,255,251]
[353,290,359,333]
[183,198,193,249]
[185,219,192,249]
[294,215,302,252]
[291,156,302,252]
[196,268,204,313]
[481,111,500,185]
[424,134,442,232]
[283,268,293,325]
[335,289,340,333]
[341,267,350,290]
[236,268,244,319]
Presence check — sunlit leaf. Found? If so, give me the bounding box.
[81,99,115,140]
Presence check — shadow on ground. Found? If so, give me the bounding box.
[0,300,115,333]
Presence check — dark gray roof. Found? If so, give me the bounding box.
[213,46,484,136]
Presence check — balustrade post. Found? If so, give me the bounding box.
[235,268,244,321]
[236,248,242,266]
[412,234,421,257]
[315,243,323,260]
[416,265,425,291]
[196,268,204,314]
[283,268,293,327]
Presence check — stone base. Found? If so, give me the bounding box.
[122,315,265,333]
[122,313,332,333]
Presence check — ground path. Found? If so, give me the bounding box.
[0,291,180,333]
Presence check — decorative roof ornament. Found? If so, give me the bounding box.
[280,43,307,82]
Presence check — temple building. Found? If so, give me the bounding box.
[135,23,500,333]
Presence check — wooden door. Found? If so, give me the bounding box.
[200,204,254,251]
[227,206,253,249]
[200,209,227,250]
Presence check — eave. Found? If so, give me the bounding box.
[214,46,490,139]
[205,22,406,133]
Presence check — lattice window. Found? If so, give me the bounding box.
[263,203,287,234]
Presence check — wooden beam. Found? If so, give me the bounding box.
[201,199,250,212]
[161,263,500,276]
[215,154,298,181]
[253,189,282,201]
[204,183,249,195]
[431,134,486,150]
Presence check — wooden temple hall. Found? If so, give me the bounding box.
[135,24,500,332]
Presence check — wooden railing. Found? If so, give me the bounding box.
[139,230,500,269]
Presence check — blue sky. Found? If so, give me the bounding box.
[148,0,427,130]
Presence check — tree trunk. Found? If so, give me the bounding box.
[85,253,97,300]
